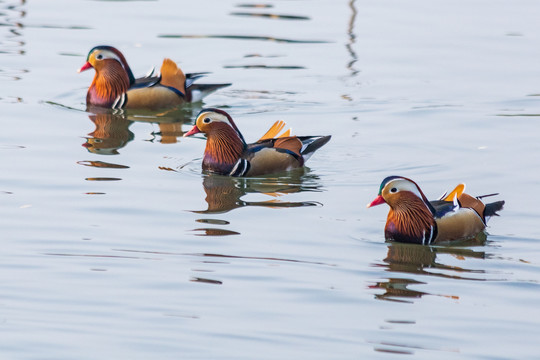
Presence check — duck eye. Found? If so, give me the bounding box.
[203,117,211,124]
[390,187,397,193]
[96,54,103,60]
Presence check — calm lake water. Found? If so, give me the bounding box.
[1,0,540,358]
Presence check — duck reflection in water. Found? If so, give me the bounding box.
[83,106,199,154]
[194,168,323,214]
[371,234,488,303]
[83,112,134,155]
[128,106,197,144]
[190,168,323,236]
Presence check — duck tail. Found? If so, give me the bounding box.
[187,83,231,102]
[484,200,505,217]
[160,58,186,93]
[299,135,331,161]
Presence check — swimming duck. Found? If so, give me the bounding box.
[183,108,331,176]
[367,176,504,244]
[78,45,230,110]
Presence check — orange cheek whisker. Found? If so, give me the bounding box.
[92,62,131,102]
[386,197,435,240]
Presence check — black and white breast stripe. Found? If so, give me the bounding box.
[422,225,436,245]
[228,158,250,177]
[112,93,127,110]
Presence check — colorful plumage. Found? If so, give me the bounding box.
[78,45,230,110]
[183,108,331,177]
[367,176,504,244]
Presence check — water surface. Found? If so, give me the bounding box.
[1,0,540,359]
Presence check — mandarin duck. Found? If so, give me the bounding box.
[183,108,331,176]
[78,45,230,110]
[367,176,504,244]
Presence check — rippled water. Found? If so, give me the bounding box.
[1,0,540,358]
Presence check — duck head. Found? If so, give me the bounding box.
[367,176,432,209]
[368,176,436,243]
[184,109,247,174]
[78,45,136,106]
